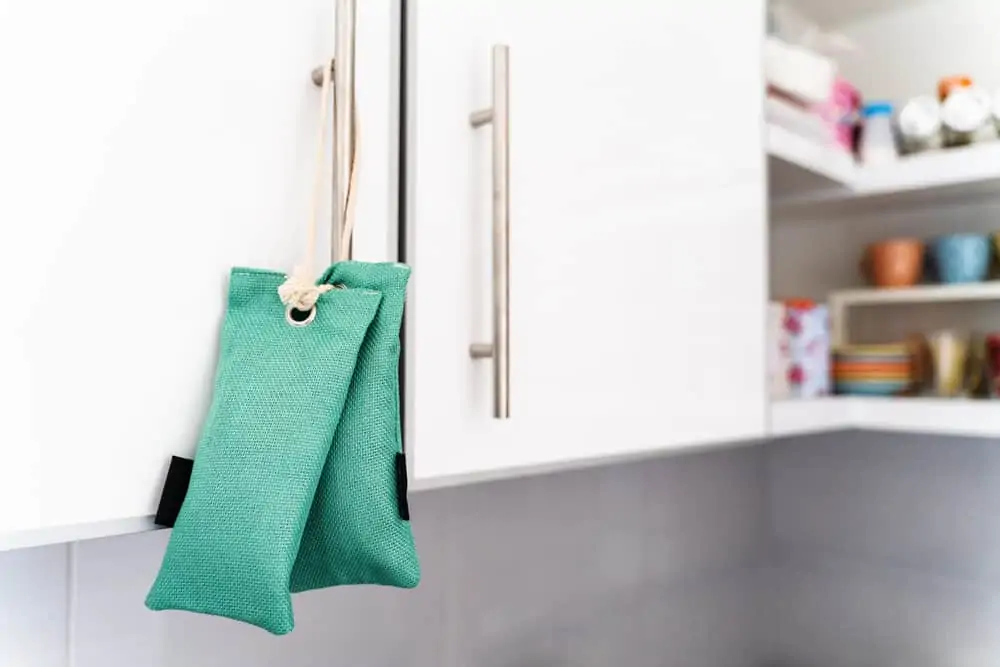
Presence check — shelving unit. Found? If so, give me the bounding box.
[771,397,1000,439]
[770,398,852,438]
[769,122,1000,442]
[857,141,1000,197]
[767,124,856,190]
[768,123,1000,215]
[828,282,1000,345]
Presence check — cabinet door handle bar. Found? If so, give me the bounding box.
[469,44,510,420]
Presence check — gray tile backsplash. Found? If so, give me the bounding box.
[66,446,767,667]
[445,453,767,667]
[768,431,1000,582]
[0,545,67,667]
[762,557,1000,667]
[10,431,1000,666]
[764,430,1000,667]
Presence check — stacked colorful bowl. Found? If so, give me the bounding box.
[832,344,913,396]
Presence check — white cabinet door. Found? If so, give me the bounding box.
[0,0,400,547]
[407,1,766,484]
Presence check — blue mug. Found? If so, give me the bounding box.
[931,234,991,284]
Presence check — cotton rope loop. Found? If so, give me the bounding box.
[277,51,356,314]
[278,267,334,312]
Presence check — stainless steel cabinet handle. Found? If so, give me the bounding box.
[469,44,510,419]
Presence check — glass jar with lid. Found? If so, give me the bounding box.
[898,96,942,154]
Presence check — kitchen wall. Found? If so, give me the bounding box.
[0,447,767,667]
[836,0,1000,102]
[8,431,1000,666]
[762,431,1000,667]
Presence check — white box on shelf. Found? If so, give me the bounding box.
[765,36,836,105]
[765,95,853,151]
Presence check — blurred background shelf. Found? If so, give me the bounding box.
[768,124,856,206]
[770,398,852,437]
[768,124,856,186]
[827,282,1000,345]
[829,281,1000,306]
[769,126,1000,217]
[770,397,1000,439]
[856,141,1000,198]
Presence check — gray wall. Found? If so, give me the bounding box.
[1,446,768,667]
[763,431,1000,667]
[10,431,999,666]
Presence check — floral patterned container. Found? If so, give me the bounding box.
[782,302,831,399]
[768,302,791,400]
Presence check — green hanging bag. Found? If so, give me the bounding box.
[145,269,380,635]
[146,53,418,635]
[290,260,419,593]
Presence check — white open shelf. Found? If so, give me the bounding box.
[770,398,853,437]
[856,140,1000,197]
[768,123,1000,213]
[830,281,1000,306]
[767,124,857,188]
[771,397,1000,439]
[827,282,1000,346]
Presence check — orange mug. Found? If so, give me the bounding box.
[860,239,925,288]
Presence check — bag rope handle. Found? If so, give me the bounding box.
[278,47,360,312]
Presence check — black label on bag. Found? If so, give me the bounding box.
[395,453,411,521]
[154,456,194,528]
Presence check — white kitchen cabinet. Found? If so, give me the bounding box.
[0,0,767,547]
[0,0,400,547]
[406,1,767,484]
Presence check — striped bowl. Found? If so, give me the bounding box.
[832,344,914,396]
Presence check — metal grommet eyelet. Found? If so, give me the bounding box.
[286,305,317,327]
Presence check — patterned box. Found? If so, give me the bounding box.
[782,303,831,399]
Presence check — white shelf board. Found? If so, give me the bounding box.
[855,141,1000,197]
[770,397,1000,439]
[770,398,852,438]
[767,124,857,187]
[768,124,1000,215]
[851,397,1000,437]
[830,281,1000,307]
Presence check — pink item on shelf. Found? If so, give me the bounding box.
[827,77,862,117]
[815,77,862,152]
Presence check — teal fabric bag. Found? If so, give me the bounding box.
[146,57,419,634]
[145,268,381,634]
[290,260,420,592]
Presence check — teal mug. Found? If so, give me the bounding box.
[930,234,991,284]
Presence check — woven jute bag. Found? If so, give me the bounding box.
[146,28,419,635]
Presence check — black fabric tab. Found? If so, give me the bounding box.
[395,453,410,521]
[154,456,194,528]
